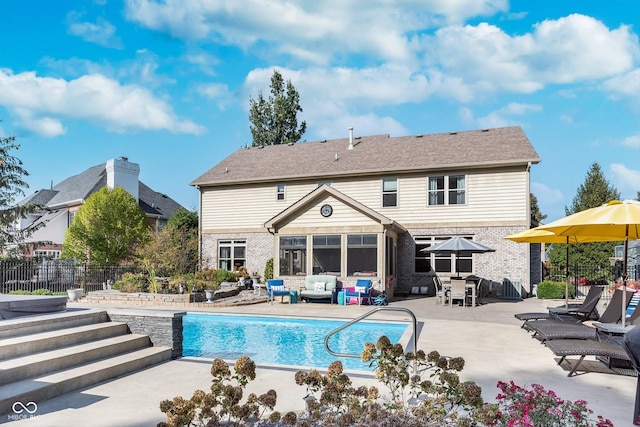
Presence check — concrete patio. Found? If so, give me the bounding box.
[5,294,637,426]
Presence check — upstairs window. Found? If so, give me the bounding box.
[382,178,397,207]
[428,175,466,205]
[276,184,285,200]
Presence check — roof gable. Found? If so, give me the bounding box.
[264,185,406,233]
[192,126,540,187]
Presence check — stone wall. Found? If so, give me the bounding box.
[86,290,205,305]
[107,308,185,359]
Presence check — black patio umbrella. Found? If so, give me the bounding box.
[420,236,495,277]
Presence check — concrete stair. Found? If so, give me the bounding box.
[0,309,171,415]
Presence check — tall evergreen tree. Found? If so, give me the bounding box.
[548,162,621,269]
[249,70,306,146]
[530,193,546,224]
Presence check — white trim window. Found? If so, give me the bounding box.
[428,175,466,205]
[218,240,246,271]
[276,184,285,201]
[382,178,397,207]
[415,236,473,274]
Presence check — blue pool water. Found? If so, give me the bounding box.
[182,314,408,371]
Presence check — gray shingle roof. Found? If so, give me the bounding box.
[19,163,183,220]
[191,126,541,187]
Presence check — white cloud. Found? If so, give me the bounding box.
[610,163,640,199]
[601,68,640,110]
[197,83,232,110]
[621,132,640,149]
[124,0,509,63]
[419,14,639,99]
[457,103,542,128]
[0,69,205,136]
[66,12,123,49]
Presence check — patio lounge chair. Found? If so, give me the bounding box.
[266,279,290,304]
[344,279,372,305]
[514,285,603,328]
[545,338,632,377]
[529,289,635,342]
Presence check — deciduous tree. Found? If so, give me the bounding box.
[249,69,306,146]
[0,133,40,256]
[61,186,150,265]
[136,208,198,276]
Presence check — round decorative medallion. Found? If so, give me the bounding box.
[320,204,333,217]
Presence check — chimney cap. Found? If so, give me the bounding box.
[118,156,129,161]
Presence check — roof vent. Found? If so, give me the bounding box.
[225,166,228,173]
[416,135,423,138]
[334,153,339,161]
[348,127,354,150]
[118,156,128,161]
[481,129,490,132]
[449,132,457,135]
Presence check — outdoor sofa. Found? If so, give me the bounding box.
[299,274,338,303]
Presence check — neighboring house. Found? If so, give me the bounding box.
[191,126,542,297]
[17,157,184,258]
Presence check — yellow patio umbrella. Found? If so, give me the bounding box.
[504,229,617,308]
[536,200,640,326]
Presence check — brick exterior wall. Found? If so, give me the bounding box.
[396,226,530,296]
[202,232,275,277]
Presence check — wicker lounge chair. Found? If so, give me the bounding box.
[529,289,635,342]
[545,338,632,377]
[514,285,603,328]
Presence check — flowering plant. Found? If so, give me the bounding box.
[474,380,613,427]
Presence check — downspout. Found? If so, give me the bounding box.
[197,185,202,272]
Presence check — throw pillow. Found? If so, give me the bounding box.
[271,285,285,292]
[355,286,368,293]
[314,282,326,292]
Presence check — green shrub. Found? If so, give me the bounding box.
[536,280,575,299]
[264,258,274,280]
[112,272,148,293]
[9,289,54,295]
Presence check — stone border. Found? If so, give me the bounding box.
[106,308,186,359]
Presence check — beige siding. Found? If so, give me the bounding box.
[200,167,529,231]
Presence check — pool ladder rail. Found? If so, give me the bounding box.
[324,307,419,359]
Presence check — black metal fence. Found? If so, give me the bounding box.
[0,260,138,294]
[544,261,639,298]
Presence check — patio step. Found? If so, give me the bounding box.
[0,310,171,416]
[0,334,152,384]
[0,346,170,416]
[0,321,129,360]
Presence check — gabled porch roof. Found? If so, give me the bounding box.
[264,185,406,234]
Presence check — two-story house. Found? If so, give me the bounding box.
[191,126,541,297]
[17,157,184,258]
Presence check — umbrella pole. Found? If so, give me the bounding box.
[622,227,629,328]
[565,238,569,309]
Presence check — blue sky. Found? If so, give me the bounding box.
[0,0,638,222]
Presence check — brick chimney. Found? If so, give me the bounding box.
[106,157,140,202]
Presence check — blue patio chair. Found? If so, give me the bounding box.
[266,279,289,304]
[345,279,372,305]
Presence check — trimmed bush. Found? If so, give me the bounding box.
[536,280,575,299]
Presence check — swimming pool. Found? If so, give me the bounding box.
[182,314,410,371]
